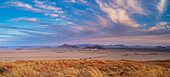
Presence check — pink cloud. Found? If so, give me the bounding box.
[67,22,73,25]
[7,2,43,12]
[146,22,168,31]
[72,26,84,31]
[11,17,37,22]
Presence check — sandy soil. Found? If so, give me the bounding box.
[0,48,169,62]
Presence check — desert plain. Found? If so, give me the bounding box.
[0,48,169,62]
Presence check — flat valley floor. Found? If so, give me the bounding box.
[0,48,170,62]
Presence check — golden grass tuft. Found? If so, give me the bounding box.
[0,60,170,77]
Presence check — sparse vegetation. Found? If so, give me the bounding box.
[0,60,170,77]
[0,67,7,73]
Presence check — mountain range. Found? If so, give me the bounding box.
[0,44,170,50]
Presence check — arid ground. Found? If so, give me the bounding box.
[0,48,169,62]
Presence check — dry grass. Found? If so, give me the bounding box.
[0,60,170,77]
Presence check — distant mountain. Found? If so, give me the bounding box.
[1,44,169,50]
[166,46,170,49]
[15,46,41,50]
[0,46,53,50]
[0,46,22,50]
[58,44,79,48]
[84,45,105,49]
[76,44,128,48]
[76,44,98,48]
[156,46,166,49]
[75,44,164,49]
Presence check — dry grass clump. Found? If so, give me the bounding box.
[0,60,170,77]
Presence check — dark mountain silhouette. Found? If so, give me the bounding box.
[84,45,105,49]
[58,44,79,48]
[156,46,166,49]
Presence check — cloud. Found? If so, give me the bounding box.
[71,25,98,32]
[55,19,62,21]
[11,17,37,22]
[61,16,66,18]
[167,25,170,29]
[71,0,76,3]
[37,4,61,11]
[72,26,84,31]
[39,25,49,26]
[7,2,43,12]
[58,11,64,13]
[96,0,141,27]
[20,30,55,35]
[0,23,4,25]
[148,22,168,31]
[114,0,145,14]
[33,0,56,5]
[157,0,166,15]
[97,15,108,27]
[35,2,63,17]
[10,17,54,26]
[33,0,44,4]
[0,25,34,31]
[71,34,170,46]
[50,14,58,17]
[80,0,87,3]
[141,22,168,31]
[0,39,8,41]
[0,35,13,38]
[7,1,62,15]
[67,22,73,25]
[0,25,55,40]
[6,1,64,24]
[44,14,59,17]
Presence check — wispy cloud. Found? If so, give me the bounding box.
[157,0,166,15]
[0,25,36,31]
[114,0,145,14]
[71,0,76,3]
[11,17,37,22]
[55,19,62,21]
[33,0,44,4]
[97,15,108,27]
[6,2,43,12]
[10,17,53,26]
[49,14,59,17]
[0,25,55,39]
[140,22,169,31]
[0,35,13,38]
[80,0,87,3]
[0,39,8,41]
[7,0,63,19]
[67,22,73,25]
[96,0,143,27]
[20,30,55,35]
[148,22,168,31]
[71,26,84,31]
[36,4,61,11]
[44,13,59,17]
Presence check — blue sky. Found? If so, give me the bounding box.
[0,0,170,46]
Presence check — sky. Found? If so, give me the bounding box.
[0,0,170,46]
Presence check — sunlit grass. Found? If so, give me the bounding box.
[0,60,170,77]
